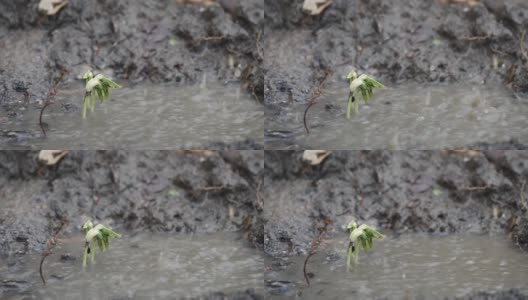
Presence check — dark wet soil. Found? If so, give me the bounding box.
[0,150,264,298]
[264,0,528,147]
[0,0,263,148]
[263,150,528,298]
[0,150,264,299]
[0,150,263,256]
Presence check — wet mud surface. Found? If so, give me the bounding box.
[263,150,528,298]
[266,85,528,150]
[0,150,264,298]
[1,233,264,299]
[0,0,263,149]
[267,234,528,299]
[264,0,528,149]
[0,83,264,150]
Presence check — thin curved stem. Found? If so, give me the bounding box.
[354,244,360,264]
[303,100,316,134]
[90,240,95,263]
[39,101,54,137]
[302,69,333,134]
[83,93,89,119]
[83,243,89,268]
[347,93,355,119]
[346,242,353,272]
[91,93,96,113]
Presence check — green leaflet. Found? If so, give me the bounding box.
[90,240,95,263]
[360,236,368,252]
[346,71,384,118]
[82,244,89,267]
[346,242,353,272]
[82,95,90,119]
[346,221,384,272]
[100,77,122,89]
[91,91,96,113]
[95,87,103,106]
[82,71,122,118]
[97,237,104,252]
[347,93,354,119]
[361,87,368,103]
[82,220,121,268]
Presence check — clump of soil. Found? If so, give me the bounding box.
[264,0,528,117]
[0,0,263,106]
[264,150,528,298]
[264,150,528,256]
[0,150,264,257]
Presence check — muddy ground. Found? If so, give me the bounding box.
[0,0,263,148]
[264,150,528,298]
[264,0,528,144]
[0,150,264,299]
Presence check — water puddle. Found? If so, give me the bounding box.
[266,85,528,149]
[1,232,263,299]
[265,234,528,299]
[1,83,263,149]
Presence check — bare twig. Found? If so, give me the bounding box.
[303,69,333,134]
[519,180,528,211]
[176,0,216,6]
[40,218,69,286]
[39,101,54,137]
[240,64,260,102]
[200,186,224,191]
[256,177,263,211]
[39,73,65,137]
[303,219,332,286]
[256,30,263,60]
[460,185,490,191]
[441,0,479,6]
[194,36,225,43]
[175,150,217,156]
[460,35,490,41]
[303,251,316,286]
[520,30,528,62]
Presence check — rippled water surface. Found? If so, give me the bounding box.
[266,234,528,299]
[1,83,263,149]
[266,85,528,149]
[1,233,263,299]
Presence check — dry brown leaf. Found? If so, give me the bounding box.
[38,150,69,165]
[302,150,332,165]
[302,0,333,16]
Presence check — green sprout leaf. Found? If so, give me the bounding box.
[81,71,122,118]
[82,220,122,268]
[346,221,384,272]
[346,71,384,118]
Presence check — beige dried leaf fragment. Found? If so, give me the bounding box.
[38,150,69,165]
[302,150,332,165]
[302,0,333,15]
[38,0,68,16]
